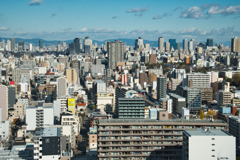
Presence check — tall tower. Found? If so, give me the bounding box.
[157,77,166,100]
[135,37,144,50]
[84,37,92,54]
[39,40,43,49]
[158,37,164,53]
[188,40,193,51]
[169,39,176,50]
[11,38,15,51]
[107,40,124,70]
[74,38,80,53]
[165,42,170,52]
[231,37,240,52]
[183,39,188,51]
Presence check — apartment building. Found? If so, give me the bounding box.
[228,116,240,154]
[169,93,186,115]
[182,129,235,160]
[217,90,231,106]
[97,119,227,160]
[186,73,210,88]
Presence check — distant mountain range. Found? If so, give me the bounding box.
[0,37,231,47]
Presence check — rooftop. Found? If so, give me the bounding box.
[42,127,60,137]
[184,129,232,136]
[99,119,226,124]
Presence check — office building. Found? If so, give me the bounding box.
[0,85,8,121]
[188,40,193,51]
[165,42,170,52]
[135,37,144,50]
[33,127,61,159]
[182,129,235,160]
[18,41,24,51]
[94,80,106,94]
[66,69,77,85]
[97,119,227,160]
[8,86,15,110]
[39,40,43,49]
[139,71,148,88]
[157,77,166,99]
[149,54,156,64]
[228,116,240,154]
[158,37,164,52]
[107,40,124,70]
[26,105,54,131]
[176,43,181,50]
[169,39,176,50]
[186,73,210,88]
[159,98,172,113]
[182,87,201,112]
[57,77,68,97]
[69,43,75,54]
[7,40,11,51]
[84,37,92,54]
[74,38,81,53]
[217,90,231,106]
[207,38,213,47]
[11,38,15,51]
[231,37,240,52]
[169,93,186,114]
[200,88,213,104]
[183,39,188,51]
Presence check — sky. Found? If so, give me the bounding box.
[0,0,240,43]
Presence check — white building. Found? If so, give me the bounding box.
[94,80,106,94]
[38,67,47,74]
[61,112,80,136]
[0,120,11,140]
[182,129,235,160]
[26,105,54,131]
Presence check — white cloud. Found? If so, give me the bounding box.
[0,27,9,31]
[207,5,240,16]
[29,0,43,6]
[180,6,204,19]
[153,13,172,20]
[126,7,148,17]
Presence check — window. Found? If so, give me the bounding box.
[212,138,215,140]
[92,136,94,138]
[212,155,215,157]
[212,150,215,151]
[93,140,94,142]
[212,144,215,146]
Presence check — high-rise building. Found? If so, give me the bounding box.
[18,41,24,51]
[74,38,81,53]
[29,43,32,51]
[231,37,240,52]
[176,43,181,50]
[8,86,15,110]
[228,116,240,154]
[165,42,170,52]
[157,77,166,100]
[66,69,77,85]
[107,40,124,70]
[11,38,15,51]
[39,40,43,49]
[182,129,235,160]
[149,54,156,64]
[158,37,164,52]
[7,40,11,51]
[188,40,193,51]
[169,93,186,114]
[182,87,201,112]
[169,39,176,50]
[62,42,66,49]
[185,73,211,88]
[84,37,92,54]
[183,39,188,51]
[69,43,75,54]
[135,37,144,50]
[207,38,213,47]
[0,85,8,121]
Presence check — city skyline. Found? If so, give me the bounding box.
[0,0,240,42]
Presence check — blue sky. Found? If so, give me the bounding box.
[0,0,240,42]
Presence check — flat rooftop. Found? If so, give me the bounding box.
[184,129,232,136]
[99,119,226,124]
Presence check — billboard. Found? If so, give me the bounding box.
[10,81,15,85]
[68,98,75,114]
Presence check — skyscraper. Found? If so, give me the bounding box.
[107,40,124,70]
[79,38,83,50]
[29,43,32,51]
[18,41,24,51]
[135,37,144,50]
[183,39,188,51]
[84,37,92,54]
[176,43,181,50]
[169,39,176,50]
[191,39,198,50]
[69,43,75,54]
[188,40,193,51]
[231,37,240,52]
[158,37,164,52]
[165,42,170,52]
[39,40,43,49]
[7,40,11,51]
[207,39,213,47]
[11,38,15,51]
[157,77,166,100]
[74,38,81,53]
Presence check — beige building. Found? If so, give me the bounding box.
[66,69,77,85]
[231,37,240,52]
